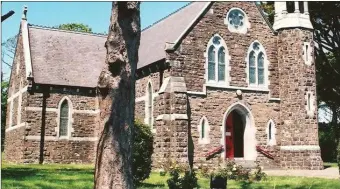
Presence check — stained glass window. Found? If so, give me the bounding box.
[201,119,205,139]
[208,46,216,81]
[248,42,267,86]
[218,47,225,82]
[269,123,272,140]
[59,100,69,137]
[258,52,264,85]
[228,9,245,29]
[249,51,256,84]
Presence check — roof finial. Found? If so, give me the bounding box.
[22,6,27,20]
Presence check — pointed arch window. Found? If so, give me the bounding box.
[247,41,268,87]
[198,116,210,144]
[145,81,154,131]
[266,120,276,146]
[205,34,230,85]
[59,100,70,137]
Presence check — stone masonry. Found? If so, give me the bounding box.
[5,2,323,170]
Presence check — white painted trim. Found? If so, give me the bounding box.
[280,145,320,151]
[204,33,231,85]
[7,86,28,102]
[245,40,270,88]
[8,100,13,128]
[25,135,98,141]
[73,109,100,114]
[224,8,251,34]
[221,102,257,161]
[266,119,276,146]
[21,20,33,78]
[56,96,74,139]
[269,98,281,101]
[6,122,26,132]
[156,114,188,121]
[198,116,210,145]
[186,84,270,96]
[25,107,58,112]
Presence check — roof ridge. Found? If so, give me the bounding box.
[142,2,193,32]
[28,23,108,38]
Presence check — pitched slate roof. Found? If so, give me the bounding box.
[27,2,273,88]
[138,2,210,68]
[28,25,107,88]
[27,2,209,88]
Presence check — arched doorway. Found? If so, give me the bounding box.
[221,102,257,160]
[225,110,244,158]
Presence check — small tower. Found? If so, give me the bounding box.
[274,2,323,170]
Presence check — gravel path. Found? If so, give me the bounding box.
[264,167,339,179]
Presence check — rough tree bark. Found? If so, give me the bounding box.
[94,2,140,189]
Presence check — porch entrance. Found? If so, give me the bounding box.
[225,110,245,159]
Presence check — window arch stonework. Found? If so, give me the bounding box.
[204,34,231,86]
[56,96,73,139]
[144,81,155,133]
[246,41,269,88]
[224,8,251,34]
[266,119,276,146]
[198,116,210,145]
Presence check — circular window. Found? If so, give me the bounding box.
[228,9,244,29]
[224,8,250,34]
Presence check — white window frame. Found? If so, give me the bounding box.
[204,34,231,86]
[303,42,313,66]
[56,96,73,139]
[266,119,276,146]
[198,116,210,145]
[246,40,269,89]
[144,80,155,133]
[224,8,251,34]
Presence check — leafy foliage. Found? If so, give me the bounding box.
[1,80,9,151]
[57,23,92,33]
[166,163,198,189]
[133,120,154,185]
[210,160,267,182]
[319,123,337,162]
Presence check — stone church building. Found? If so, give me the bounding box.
[4,2,323,169]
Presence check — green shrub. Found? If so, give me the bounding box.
[166,162,198,189]
[210,160,266,182]
[133,120,154,185]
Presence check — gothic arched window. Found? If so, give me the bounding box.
[59,100,69,137]
[198,116,210,144]
[145,81,154,130]
[266,119,276,146]
[247,41,268,87]
[206,34,230,85]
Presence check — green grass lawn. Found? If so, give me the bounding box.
[2,163,340,189]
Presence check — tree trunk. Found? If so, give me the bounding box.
[94,2,140,189]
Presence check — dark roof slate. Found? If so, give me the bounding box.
[28,25,107,88]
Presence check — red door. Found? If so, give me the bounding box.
[225,113,234,159]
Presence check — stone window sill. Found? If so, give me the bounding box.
[205,83,270,92]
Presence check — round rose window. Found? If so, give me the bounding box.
[228,9,245,29]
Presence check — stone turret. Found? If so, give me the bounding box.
[275,2,323,169]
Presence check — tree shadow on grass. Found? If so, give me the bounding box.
[2,167,93,180]
[137,182,165,188]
